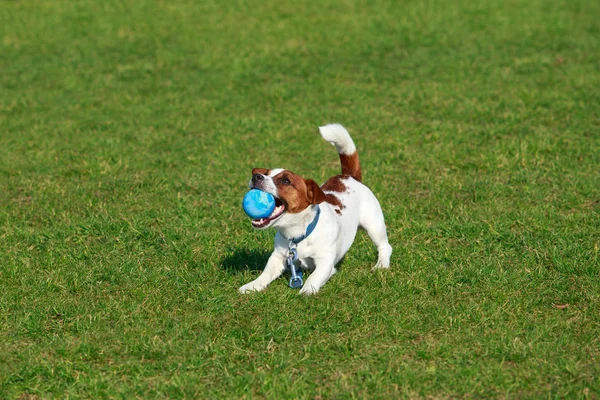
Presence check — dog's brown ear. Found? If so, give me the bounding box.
[305,179,326,205]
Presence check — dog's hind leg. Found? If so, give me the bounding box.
[359,200,392,270]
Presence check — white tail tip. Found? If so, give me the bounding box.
[318,123,356,155]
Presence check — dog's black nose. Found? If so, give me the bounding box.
[252,173,264,183]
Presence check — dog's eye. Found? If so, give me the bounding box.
[281,178,291,185]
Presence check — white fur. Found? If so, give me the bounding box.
[318,123,356,155]
[239,126,392,296]
[267,168,285,177]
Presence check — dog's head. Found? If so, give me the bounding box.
[248,168,326,229]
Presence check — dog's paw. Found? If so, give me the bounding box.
[239,281,265,294]
[371,262,390,271]
[372,257,390,270]
[299,285,320,296]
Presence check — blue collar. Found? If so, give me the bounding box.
[290,206,321,245]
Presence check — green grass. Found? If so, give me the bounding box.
[1,0,599,398]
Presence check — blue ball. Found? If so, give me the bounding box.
[242,189,276,219]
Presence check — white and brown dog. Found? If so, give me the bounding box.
[239,124,392,295]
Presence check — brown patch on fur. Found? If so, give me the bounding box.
[321,175,347,193]
[339,152,361,182]
[321,175,348,213]
[325,193,344,213]
[271,170,325,213]
[324,193,343,209]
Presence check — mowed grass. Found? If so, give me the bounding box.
[1,0,599,398]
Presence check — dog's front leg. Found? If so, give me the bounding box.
[239,252,286,294]
[299,254,336,296]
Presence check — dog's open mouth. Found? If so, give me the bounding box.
[251,198,286,228]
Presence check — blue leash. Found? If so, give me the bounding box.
[287,206,320,289]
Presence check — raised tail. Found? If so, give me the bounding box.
[318,123,362,182]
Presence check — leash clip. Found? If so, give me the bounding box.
[287,243,303,289]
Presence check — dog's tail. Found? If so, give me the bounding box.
[318,123,362,182]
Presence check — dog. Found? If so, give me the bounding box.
[239,124,392,295]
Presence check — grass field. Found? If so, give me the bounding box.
[1,0,599,398]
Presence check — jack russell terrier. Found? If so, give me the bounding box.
[239,124,392,295]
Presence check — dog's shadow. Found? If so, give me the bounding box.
[220,247,347,275]
[221,247,271,274]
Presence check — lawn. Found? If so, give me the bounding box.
[1,0,599,398]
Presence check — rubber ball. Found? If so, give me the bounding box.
[242,189,276,219]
